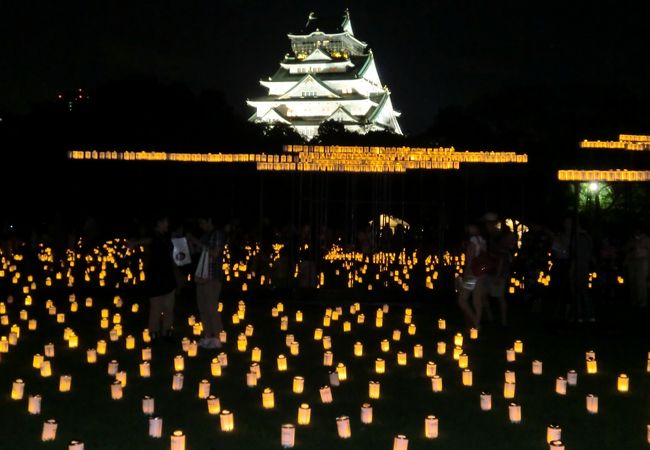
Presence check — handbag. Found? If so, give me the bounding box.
[194,249,210,283]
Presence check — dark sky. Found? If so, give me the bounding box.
[2,0,649,134]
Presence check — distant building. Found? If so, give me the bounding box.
[247,10,402,140]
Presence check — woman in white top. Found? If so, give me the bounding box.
[457,224,488,328]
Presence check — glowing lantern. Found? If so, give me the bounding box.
[59,375,71,392]
[33,353,44,369]
[532,360,543,375]
[426,361,437,377]
[459,353,469,369]
[397,351,407,366]
[357,314,365,324]
[381,339,390,352]
[220,410,234,432]
[111,380,123,399]
[453,346,462,360]
[143,395,155,415]
[281,424,295,448]
[86,349,97,364]
[586,357,597,374]
[148,417,163,438]
[116,371,127,387]
[250,363,261,379]
[462,368,473,386]
[407,324,416,335]
[513,340,523,353]
[211,358,222,377]
[142,347,152,361]
[293,376,305,394]
[375,316,383,328]
[172,373,184,391]
[28,394,41,414]
[336,416,351,438]
[29,319,37,330]
[207,395,221,414]
[361,403,373,424]
[567,369,577,386]
[11,379,25,400]
[369,381,380,399]
[329,371,340,387]
[431,375,443,392]
[174,356,184,372]
[40,360,52,377]
[246,372,257,387]
[508,403,521,423]
[280,316,288,330]
[262,388,275,409]
[57,313,65,323]
[336,362,347,381]
[100,318,109,329]
[454,333,463,347]
[277,354,288,371]
[245,324,254,337]
[298,403,311,425]
[550,440,565,450]
[617,374,629,392]
[506,349,515,362]
[393,435,408,450]
[314,328,323,340]
[323,336,332,349]
[547,424,561,443]
[44,343,55,357]
[392,330,401,341]
[143,330,151,343]
[198,379,210,399]
[555,377,567,395]
[237,334,247,352]
[504,382,515,399]
[125,335,135,350]
[170,430,185,450]
[219,331,227,343]
[375,358,386,374]
[505,371,516,383]
[108,361,119,376]
[319,385,333,403]
[470,328,478,339]
[343,321,351,332]
[323,351,334,367]
[586,394,598,414]
[437,342,446,355]
[480,392,492,410]
[296,311,303,322]
[424,415,438,439]
[232,314,240,325]
[354,342,363,357]
[252,347,261,362]
[42,419,58,441]
[290,341,300,356]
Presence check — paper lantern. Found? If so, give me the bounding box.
[375,358,386,374]
[505,371,516,383]
[397,351,407,366]
[336,362,348,381]
[357,314,365,324]
[296,310,303,322]
[251,346,262,362]
[617,374,629,392]
[555,377,567,395]
[470,328,478,339]
[426,361,437,377]
[0,337,8,353]
[218,352,228,367]
[198,379,210,399]
[219,331,227,343]
[549,440,565,449]
[314,328,323,340]
[459,353,469,369]
[392,330,401,341]
[174,355,184,372]
[97,340,107,355]
[354,342,363,357]
[508,403,521,423]
[100,318,109,329]
[290,341,300,356]
[44,343,55,357]
[125,335,135,350]
[407,324,416,335]
[454,333,463,347]
[280,316,288,330]
[262,388,275,409]
[33,353,43,369]
[57,313,65,323]
[298,403,311,425]
[586,394,598,414]
[111,380,123,399]
[532,360,543,375]
[170,430,185,450]
[547,424,561,443]
[323,336,332,349]
[187,341,198,357]
[381,339,390,352]
[40,360,52,377]
[480,392,492,411]
[506,349,515,362]
[336,416,351,438]
[237,334,247,352]
[11,379,25,400]
[566,369,577,386]
[319,385,333,403]
[504,382,515,399]
[116,371,127,387]
[42,419,58,441]
[245,324,254,337]
[361,403,373,424]
[369,381,380,399]
[143,395,155,415]
[431,375,443,392]
[413,344,423,359]
[28,394,41,414]
[453,346,462,360]
[375,316,383,328]
[172,373,184,391]
[86,349,97,364]
[343,321,351,332]
[438,319,446,330]
[462,369,473,386]
[137,361,150,378]
[586,357,597,374]
[220,410,234,432]
[393,434,408,450]
[29,319,37,330]
[585,350,596,360]
[277,354,288,371]
[59,375,72,392]
[246,372,258,387]
[424,415,438,439]
[250,363,261,379]
[293,376,304,394]
[513,340,523,353]
[211,358,222,377]
[281,424,295,448]
[148,417,163,438]
[207,395,221,414]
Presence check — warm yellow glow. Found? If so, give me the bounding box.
[298,403,311,425]
[618,374,629,392]
[425,415,439,439]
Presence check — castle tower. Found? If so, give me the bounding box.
[247,10,402,139]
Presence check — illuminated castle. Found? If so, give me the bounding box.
[247,10,402,140]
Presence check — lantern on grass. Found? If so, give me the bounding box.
[296,310,303,322]
[320,385,333,403]
[277,354,288,371]
[298,403,311,425]
[59,375,72,392]
[470,328,478,339]
[393,435,408,450]
[262,388,275,409]
[413,344,423,359]
[381,339,390,352]
[504,382,515,399]
[314,328,323,340]
[45,343,55,358]
[140,362,151,378]
[431,375,443,392]
[290,341,299,356]
[125,335,135,350]
[149,417,163,438]
[549,440,565,449]
[336,362,347,381]
[424,415,438,438]
[174,355,184,372]
[12,379,25,400]
[100,318,109,329]
[116,371,127,387]
[111,380,123,399]
[33,353,43,369]
[369,381,380,399]
[586,357,597,374]
[459,353,468,369]
[250,363,261,379]
[170,431,185,450]
[28,394,41,414]
[617,374,629,392]
[454,333,463,347]
[505,371,516,383]
[437,342,446,355]
[237,334,247,352]
[220,410,234,432]
[506,349,516,362]
[361,403,373,424]
[547,424,561,443]
[532,360,543,375]
[87,349,97,364]
[357,314,365,324]
[354,342,363,357]
[97,340,107,355]
[245,324,254,337]
[172,373,184,391]
[508,403,521,423]
[323,351,334,367]
[42,419,57,441]
[453,346,462,360]
[555,377,567,395]
[246,372,257,387]
[392,330,401,341]
[252,347,261,362]
[336,416,351,438]
[586,394,598,414]
[462,369,473,386]
[281,316,289,330]
[211,358,222,377]
[567,369,577,386]
[375,358,386,374]
[514,340,523,353]
[323,336,332,349]
[218,352,228,367]
[426,361,437,377]
[397,351,407,366]
[343,321,351,332]
[40,360,52,377]
[281,424,295,448]
[293,376,304,394]
[407,324,416,335]
[207,395,221,414]
[198,379,210,399]
[480,392,492,410]
[219,331,227,343]
[438,319,446,330]
[29,319,37,330]
[142,396,155,415]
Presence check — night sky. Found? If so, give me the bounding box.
[2,0,649,134]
